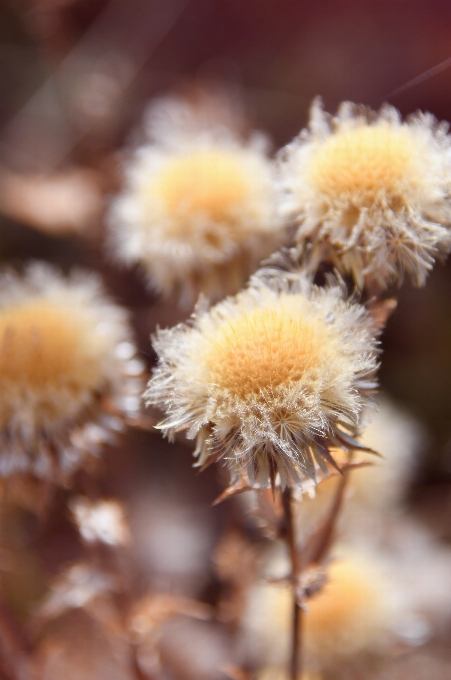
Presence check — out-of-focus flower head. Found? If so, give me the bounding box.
[108,93,283,307]
[243,548,404,679]
[293,396,426,540]
[70,497,131,546]
[349,396,424,509]
[145,267,378,490]
[278,99,451,290]
[0,263,144,480]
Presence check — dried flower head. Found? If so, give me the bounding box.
[108,95,282,306]
[244,550,399,678]
[304,556,395,670]
[145,268,378,489]
[0,263,144,479]
[278,99,451,289]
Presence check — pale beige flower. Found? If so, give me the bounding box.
[243,549,402,678]
[108,95,282,307]
[145,268,378,489]
[0,263,144,479]
[278,99,451,289]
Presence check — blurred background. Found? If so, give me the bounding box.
[1,1,451,678]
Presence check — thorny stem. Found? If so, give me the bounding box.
[282,487,302,680]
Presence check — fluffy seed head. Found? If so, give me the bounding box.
[0,263,144,479]
[145,268,378,489]
[305,557,394,665]
[108,95,282,307]
[244,551,399,677]
[278,99,451,289]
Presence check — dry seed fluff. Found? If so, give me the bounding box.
[108,95,282,307]
[277,99,451,289]
[145,269,378,489]
[0,263,144,479]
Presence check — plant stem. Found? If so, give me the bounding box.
[282,487,302,680]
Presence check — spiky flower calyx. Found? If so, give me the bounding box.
[145,268,378,490]
[108,95,282,307]
[277,98,451,289]
[0,263,144,480]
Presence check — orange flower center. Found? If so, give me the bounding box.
[152,149,250,224]
[308,124,419,207]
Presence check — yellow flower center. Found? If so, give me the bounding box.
[307,124,418,206]
[0,299,106,409]
[205,296,336,399]
[152,149,250,223]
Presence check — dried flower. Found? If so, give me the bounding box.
[0,263,144,479]
[278,99,451,289]
[145,268,378,489]
[108,95,282,306]
[244,550,400,678]
[304,556,396,672]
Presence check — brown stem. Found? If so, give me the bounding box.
[282,488,301,680]
[304,471,349,567]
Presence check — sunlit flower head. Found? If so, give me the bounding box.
[278,99,451,289]
[145,268,378,489]
[244,550,400,678]
[0,263,144,480]
[108,95,282,307]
